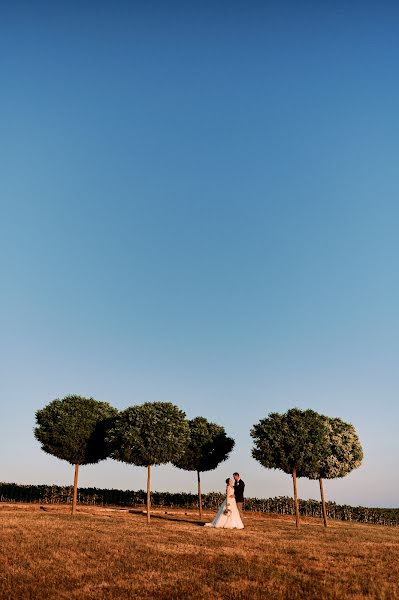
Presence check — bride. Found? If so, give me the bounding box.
[205,478,244,529]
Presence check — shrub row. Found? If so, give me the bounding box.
[1,482,398,526]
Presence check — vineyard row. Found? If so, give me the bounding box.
[1,482,397,526]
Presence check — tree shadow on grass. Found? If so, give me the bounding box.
[128,509,208,526]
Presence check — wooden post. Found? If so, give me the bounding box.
[197,471,203,520]
[292,467,299,529]
[72,463,79,515]
[319,477,328,528]
[146,465,151,525]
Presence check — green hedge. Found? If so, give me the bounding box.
[1,482,398,526]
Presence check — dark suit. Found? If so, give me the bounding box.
[234,479,245,515]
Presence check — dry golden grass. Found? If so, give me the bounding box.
[1,503,398,600]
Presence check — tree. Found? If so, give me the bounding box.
[106,402,190,524]
[306,415,363,527]
[172,416,235,519]
[251,408,328,528]
[34,395,117,514]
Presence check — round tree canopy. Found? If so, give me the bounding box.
[251,408,329,477]
[107,402,190,467]
[308,415,363,480]
[34,395,118,465]
[173,416,235,473]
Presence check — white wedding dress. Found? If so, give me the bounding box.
[205,485,244,529]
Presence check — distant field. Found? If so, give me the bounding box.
[1,504,398,599]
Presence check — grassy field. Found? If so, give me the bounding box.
[1,503,398,599]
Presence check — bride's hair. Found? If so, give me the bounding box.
[225,477,230,485]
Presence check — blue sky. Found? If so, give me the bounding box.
[1,2,398,507]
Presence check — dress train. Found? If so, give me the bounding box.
[205,485,244,529]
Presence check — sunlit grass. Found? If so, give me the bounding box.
[1,504,398,599]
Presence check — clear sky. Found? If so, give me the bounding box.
[1,2,398,507]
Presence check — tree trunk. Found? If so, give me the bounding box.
[292,467,299,528]
[319,477,328,528]
[146,464,151,525]
[197,471,203,520]
[72,463,79,515]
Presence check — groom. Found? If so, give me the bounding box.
[233,472,245,516]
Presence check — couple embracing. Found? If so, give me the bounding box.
[205,472,245,529]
